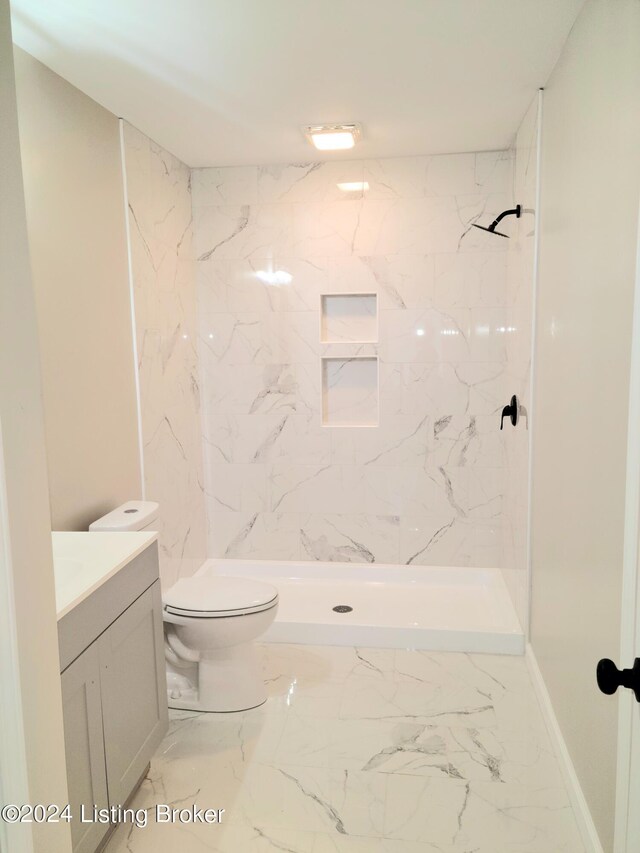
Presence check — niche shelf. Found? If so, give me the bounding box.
[320,293,378,344]
[321,356,379,427]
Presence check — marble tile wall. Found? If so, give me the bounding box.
[123,122,207,588]
[503,96,540,629]
[193,152,515,566]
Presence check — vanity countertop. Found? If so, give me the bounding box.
[52,531,158,620]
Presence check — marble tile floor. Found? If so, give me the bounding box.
[106,644,584,853]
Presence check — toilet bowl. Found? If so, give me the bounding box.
[163,574,279,712]
[89,501,278,713]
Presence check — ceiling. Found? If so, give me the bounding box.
[10,0,584,167]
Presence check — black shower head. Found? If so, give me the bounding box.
[472,204,521,238]
[472,224,509,238]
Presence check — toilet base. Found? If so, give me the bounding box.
[166,641,267,713]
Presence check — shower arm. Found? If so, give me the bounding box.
[486,205,521,231]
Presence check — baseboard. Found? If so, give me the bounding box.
[525,643,605,853]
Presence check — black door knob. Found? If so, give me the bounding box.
[596,658,640,702]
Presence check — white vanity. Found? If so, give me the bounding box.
[54,532,168,853]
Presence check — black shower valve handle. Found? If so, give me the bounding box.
[500,395,519,430]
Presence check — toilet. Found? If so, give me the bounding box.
[163,574,278,712]
[89,501,279,713]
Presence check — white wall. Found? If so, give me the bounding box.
[193,154,515,565]
[530,1,640,848]
[14,48,141,532]
[122,122,207,587]
[0,5,71,850]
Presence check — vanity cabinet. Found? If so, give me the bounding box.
[58,542,168,853]
[99,583,167,806]
[61,644,109,853]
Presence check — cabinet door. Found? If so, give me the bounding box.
[61,643,109,853]
[99,581,168,806]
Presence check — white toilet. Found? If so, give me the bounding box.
[89,501,279,713]
[163,574,278,712]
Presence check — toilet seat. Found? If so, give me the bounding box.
[163,575,278,619]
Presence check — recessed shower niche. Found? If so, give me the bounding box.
[320,293,378,343]
[321,356,379,427]
[320,293,379,427]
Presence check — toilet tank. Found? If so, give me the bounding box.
[89,501,160,532]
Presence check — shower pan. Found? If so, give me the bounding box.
[189,558,525,655]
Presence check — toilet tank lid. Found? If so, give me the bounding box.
[89,501,160,532]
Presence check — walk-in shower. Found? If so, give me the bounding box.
[121,116,539,658]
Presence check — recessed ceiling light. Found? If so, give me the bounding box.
[304,124,361,151]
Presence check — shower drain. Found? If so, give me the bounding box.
[332,605,353,613]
